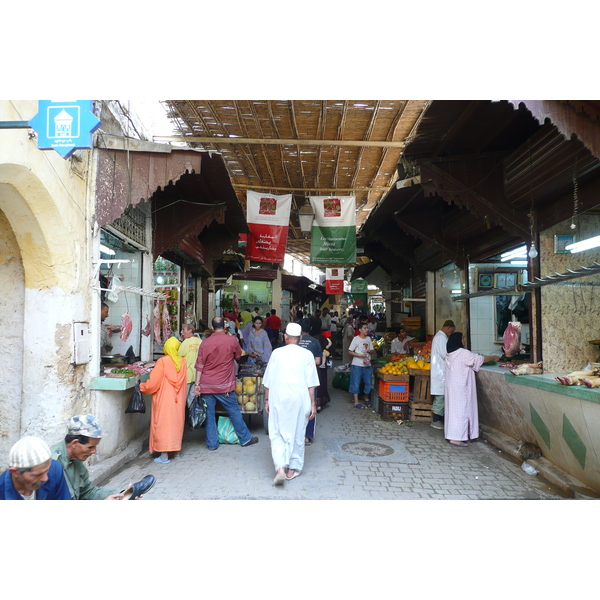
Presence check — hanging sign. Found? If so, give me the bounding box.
[245,191,292,263]
[350,278,368,309]
[326,267,345,294]
[29,100,101,159]
[309,196,356,265]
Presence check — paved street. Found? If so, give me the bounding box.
[100,363,566,501]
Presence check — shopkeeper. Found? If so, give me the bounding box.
[390,328,415,355]
[101,302,121,353]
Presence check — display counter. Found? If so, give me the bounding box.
[89,372,149,391]
[477,365,600,493]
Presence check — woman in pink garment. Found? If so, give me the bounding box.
[443,332,484,447]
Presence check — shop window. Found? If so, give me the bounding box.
[99,229,143,358]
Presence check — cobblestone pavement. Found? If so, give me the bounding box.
[101,367,566,501]
[102,372,561,500]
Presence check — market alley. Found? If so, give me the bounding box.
[99,365,565,501]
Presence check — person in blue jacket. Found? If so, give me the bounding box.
[0,436,71,500]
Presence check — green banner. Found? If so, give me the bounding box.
[310,225,356,265]
[351,279,368,294]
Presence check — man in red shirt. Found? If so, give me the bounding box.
[194,316,259,451]
[265,309,282,348]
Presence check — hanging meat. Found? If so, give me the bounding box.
[141,315,151,337]
[153,303,161,344]
[162,302,173,341]
[502,321,522,357]
[120,312,133,342]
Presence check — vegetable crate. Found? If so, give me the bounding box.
[378,380,409,403]
[377,371,410,382]
[408,400,433,422]
[379,399,409,421]
[410,374,431,403]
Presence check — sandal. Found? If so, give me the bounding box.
[354,403,366,409]
[449,441,469,447]
[365,401,373,408]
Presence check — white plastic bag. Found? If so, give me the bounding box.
[521,461,538,475]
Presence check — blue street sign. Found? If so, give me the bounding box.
[29,100,102,158]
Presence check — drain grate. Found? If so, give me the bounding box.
[341,442,394,457]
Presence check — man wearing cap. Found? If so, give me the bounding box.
[0,436,71,500]
[263,322,319,485]
[430,320,456,429]
[50,415,126,500]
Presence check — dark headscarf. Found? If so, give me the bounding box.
[446,332,464,353]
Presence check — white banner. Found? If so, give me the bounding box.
[246,190,293,226]
[326,268,345,281]
[310,196,356,227]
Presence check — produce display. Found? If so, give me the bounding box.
[378,355,430,375]
[235,375,263,412]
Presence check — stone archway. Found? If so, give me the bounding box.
[0,162,89,454]
[0,202,25,461]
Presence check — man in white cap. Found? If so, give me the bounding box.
[263,321,319,485]
[51,415,129,500]
[0,436,71,500]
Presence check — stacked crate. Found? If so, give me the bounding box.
[401,316,421,335]
[377,376,409,421]
[408,368,433,422]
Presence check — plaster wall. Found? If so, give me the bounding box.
[432,264,465,334]
[539,216,600,373]
[0,101,93,462]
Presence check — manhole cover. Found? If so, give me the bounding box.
[341,442,394,457]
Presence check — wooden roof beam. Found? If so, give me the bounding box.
[422,162,531,240]
[393,212,465,267]
[153,135,408,148]
[432,101,481,156]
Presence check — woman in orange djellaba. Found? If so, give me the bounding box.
[139,336,188,464]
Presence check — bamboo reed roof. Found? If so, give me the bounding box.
[161,100,430,263]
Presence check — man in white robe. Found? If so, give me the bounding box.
[430,320,456,429]
[263,322,319,485]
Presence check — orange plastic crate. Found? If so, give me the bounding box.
[378,380,409,402]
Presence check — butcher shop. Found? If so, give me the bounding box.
[359,100,600,491]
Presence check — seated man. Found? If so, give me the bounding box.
[51,415,154,500]
[0,436,71,500]
[390,328,415,354]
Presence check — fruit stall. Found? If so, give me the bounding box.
[215,363,268,433]
[374,345,433,422]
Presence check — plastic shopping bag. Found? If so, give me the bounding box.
[217,416,240,445]
[125,383,146,414]
[188,395,207,430]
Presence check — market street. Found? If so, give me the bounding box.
[99,365,565,500]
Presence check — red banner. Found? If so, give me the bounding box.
[326,279,344,294]
[245,223,289,263]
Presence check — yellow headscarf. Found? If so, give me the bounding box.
[163,336,183,371]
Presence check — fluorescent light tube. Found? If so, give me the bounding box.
[565,236,600,253]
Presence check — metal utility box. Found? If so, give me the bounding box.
[72,322,90,364]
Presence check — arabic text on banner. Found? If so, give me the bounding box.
[245,191,292,263]
[309,196,356,265]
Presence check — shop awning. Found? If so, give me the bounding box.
[95,139,248,274]
[281,273,326,303]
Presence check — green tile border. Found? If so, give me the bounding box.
[562,414,587,470]
[530,403,551,449]
[504,372,600,403]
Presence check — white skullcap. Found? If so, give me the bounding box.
[285,322,302,336]
[9,436,52,469]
